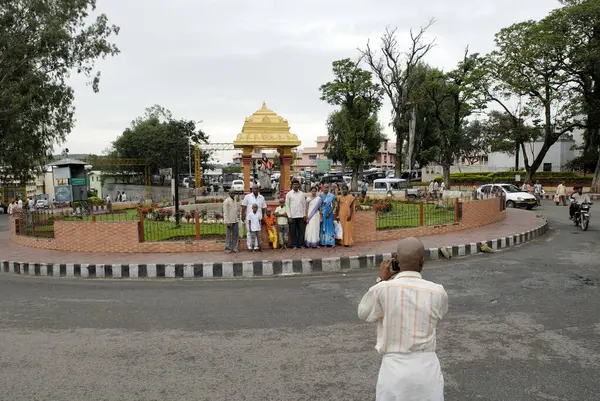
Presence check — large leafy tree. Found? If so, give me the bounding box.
[106,105,211,183]
[0,0,120,183]
[483,19,580,181]
[359,20,436,175]
[423,51,486,186]
[319,59,385,191]
[543,0,600,191]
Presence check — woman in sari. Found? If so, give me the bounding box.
[305,186,322,248]
[319,184,336,247]
[337,184,356,247]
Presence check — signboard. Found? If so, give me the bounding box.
[159,168,172,176]
[316,160,332,174]
[54,185,73,203]
[515,174,521,182]
[70,177,87,186]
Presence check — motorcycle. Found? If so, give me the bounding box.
[573,202,593,231]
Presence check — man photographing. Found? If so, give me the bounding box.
[358,237,448,401]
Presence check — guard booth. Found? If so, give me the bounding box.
[49,158,88,207]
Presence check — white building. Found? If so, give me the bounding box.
[422,131,583,182]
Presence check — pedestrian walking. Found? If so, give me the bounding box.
[285,179,306,249]
[556,182,567,206]
[223,189,240,253]
[533,180,543,206]
[358,237,448,401]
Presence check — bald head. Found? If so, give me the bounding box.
[395,237,425,272]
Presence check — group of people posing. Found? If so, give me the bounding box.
[222,179,355,253]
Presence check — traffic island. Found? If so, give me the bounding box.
[0,209,549,280]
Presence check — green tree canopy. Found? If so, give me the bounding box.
[0,0,120,183]
[319,59,385,190]
[106,105,211,182]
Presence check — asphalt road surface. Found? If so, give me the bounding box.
[0,201,598,401]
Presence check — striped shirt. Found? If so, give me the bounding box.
[358,271,448,354]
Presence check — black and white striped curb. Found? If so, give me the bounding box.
[0,221,549,279]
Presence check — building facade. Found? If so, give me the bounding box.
[295,136,397,172]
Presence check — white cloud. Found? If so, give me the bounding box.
[64,0,563,162]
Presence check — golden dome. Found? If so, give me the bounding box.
[233,102,301,148]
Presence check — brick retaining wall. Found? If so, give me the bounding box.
[10,198,504,253]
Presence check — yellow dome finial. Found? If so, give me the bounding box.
[261,101,267,110]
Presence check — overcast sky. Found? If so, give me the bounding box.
[64,0,562,162]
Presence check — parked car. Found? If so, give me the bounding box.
[35,199,50,209]
[372,178,424,199]
[476,183,537,209]
[231,180,245,193]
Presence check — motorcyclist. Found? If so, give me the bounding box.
[569,185,591,220]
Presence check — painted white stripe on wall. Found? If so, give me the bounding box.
[203,263,214,278]
[165,264,175,278]
[222,262,234,277]
[183,264,194,278]
[282,260,293,275]
[129,264,139,278]
[262,261,273,276]
[146,264,157,278]
[242,261,253,277]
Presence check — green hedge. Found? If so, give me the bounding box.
[435,171,592,185]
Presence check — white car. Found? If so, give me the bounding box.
[476,183,538,209]
[36,199,49,209]
[231,180,244,193]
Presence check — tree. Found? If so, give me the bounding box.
[359,20,436,176]
[482,110,540,158]
[460,120,488,166]
[319,59,385,191]
[0,0,120,183]
[324,110,349,172]
[423,51,486,186]
[543,0,600,191]
[108,105,211,182]
[483,19,580,181]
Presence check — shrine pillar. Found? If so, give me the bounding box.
[242,147,253,193]
[279,147,293,199]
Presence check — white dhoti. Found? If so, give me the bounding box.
[376,352,444,401]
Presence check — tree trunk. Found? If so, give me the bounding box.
[351,170,359,193]
[525,141,551,182]
[442,164,451,190]
[514,142,520,171]
[592,154,600,193]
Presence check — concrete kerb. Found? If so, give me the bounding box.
[0,220,549,280]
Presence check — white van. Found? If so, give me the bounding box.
[372,178,423,199]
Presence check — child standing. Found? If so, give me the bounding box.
[263,209,278,249]
[247,204,262,252]
[274,198,289,249]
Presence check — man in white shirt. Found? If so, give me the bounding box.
[121,192,127,202]
[569,185,591,220]
[285,179,306,249]
[222,189,240,253]
[358,237,448,401]
[241,184,266,250]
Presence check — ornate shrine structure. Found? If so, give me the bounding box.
[233,102,301,196]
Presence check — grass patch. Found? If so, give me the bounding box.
[376,202,456,230]
[61,208,228,241]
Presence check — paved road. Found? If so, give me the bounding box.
[0,202,598,401]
